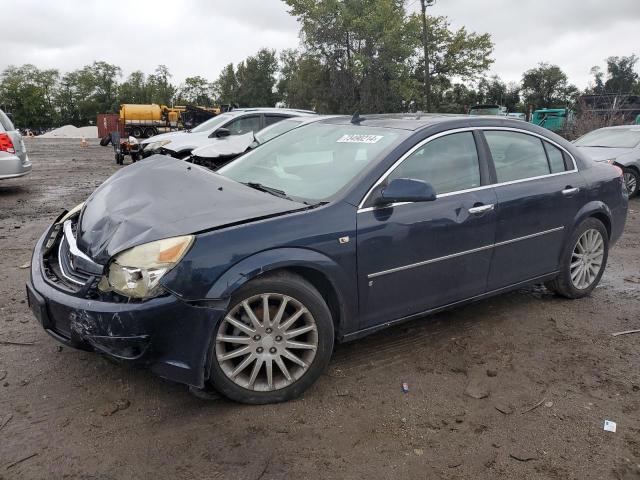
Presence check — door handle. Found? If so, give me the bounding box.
[468,204,494,215]
[562,187,579,196]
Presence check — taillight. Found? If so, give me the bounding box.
[0,133,15,154]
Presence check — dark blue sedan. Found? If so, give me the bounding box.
[27,115,628,404]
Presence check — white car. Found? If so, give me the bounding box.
[0,109,31,179]
[140,108,316,159]
[574,125,640,197]
[189,115,337,171]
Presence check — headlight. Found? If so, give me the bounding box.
[99,235,194,299]
[143,139,171,151]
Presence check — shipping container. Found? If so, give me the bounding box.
[97,113,124,139]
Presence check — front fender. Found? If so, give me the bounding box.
[206,247,351,299]
[203,247,356,339]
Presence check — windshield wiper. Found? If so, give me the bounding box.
[243,182,290,200]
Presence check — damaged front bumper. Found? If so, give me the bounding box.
[26,227,224,388]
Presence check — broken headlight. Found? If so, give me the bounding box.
[99,235,194,299]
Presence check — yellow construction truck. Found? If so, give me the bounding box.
[119,104,222,138]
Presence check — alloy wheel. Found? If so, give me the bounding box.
[215,293,318,392]
[623,171,637,195]
[570,228,604,290]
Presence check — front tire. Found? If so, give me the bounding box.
[207,272,334,404]
[545,218,608,298]
[623,167,639,197]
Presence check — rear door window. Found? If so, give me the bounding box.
[264,114,289,127]
[484,131,550,182]
[225,115,261,135]
[387,131,481,195]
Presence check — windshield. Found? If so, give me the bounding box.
[255,118,304,144]
[190,113,235,133]
[219,123,402,202]
[574,128,640,148]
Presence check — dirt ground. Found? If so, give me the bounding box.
[0,138,639,480]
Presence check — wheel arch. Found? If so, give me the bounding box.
[205,247,355,340]
[572,201,612,239]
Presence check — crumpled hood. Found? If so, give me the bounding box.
[575,146,635,162]
[191,132,255,159]
[76,155,306,264]
[141,130,210,153]
[140,130,180,146]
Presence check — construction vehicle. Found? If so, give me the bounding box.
[530,108,574,132]
[119,104,222,138]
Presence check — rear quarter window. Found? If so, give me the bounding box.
[543,142,569,173]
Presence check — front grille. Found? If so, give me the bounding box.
[42,219,96,294]
[58,235,92,284]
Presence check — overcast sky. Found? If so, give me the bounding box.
[3,0,639,89]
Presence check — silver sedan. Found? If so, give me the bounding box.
[0,109,32,180]
[574,125,640,197]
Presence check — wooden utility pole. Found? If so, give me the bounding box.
[419,0,432,112]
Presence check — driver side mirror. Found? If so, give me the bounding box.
[375,178,437,206]
[211,127,231,138]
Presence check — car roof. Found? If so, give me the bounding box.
[316,113,532,131]
[228,108,317,116]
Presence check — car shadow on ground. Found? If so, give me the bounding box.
[58,284,558,409]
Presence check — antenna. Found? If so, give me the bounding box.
[351,112,364,124]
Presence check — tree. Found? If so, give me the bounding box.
[604,55,639,94]
[119,71,150,104]
[521,63,577,109]
[277,49,329,110]
[589,55,639,95]
[438,83,479,113]
[176,76,214,106]
[284,0,417,113]
[411,15,494,110]
[0,64,59,129]
[147,65,176,105]
[235,49,280,107]
[475,75,520,111]
[213,64,239,105]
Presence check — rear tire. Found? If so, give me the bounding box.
[545,217,608,298]
[144,127,157,138]
[207,272,334,404]
[131,127,143,138]
[623,167,639,197]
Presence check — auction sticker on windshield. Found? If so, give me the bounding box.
[337,134,384,144]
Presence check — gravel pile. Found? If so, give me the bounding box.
[39,125,98,138]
